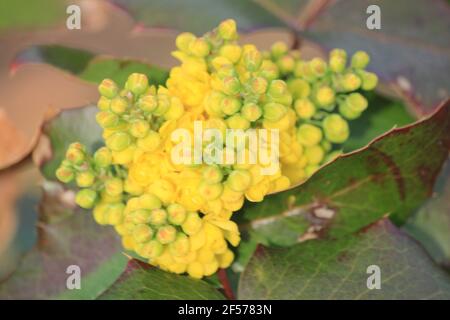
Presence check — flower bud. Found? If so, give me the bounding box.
[259,60,279,81]
[188,38,210,57]
[310,58,327,77]
[202,165,223,184]
[218,19,237,40]
[294,98,316,119]
[340,72,361,92]
[242,45,262,71]
[105,177,123,196]
[305,145,324,165]
[126,73,149,96]
[226,114,250,130]
[339,93,368,120]
[351,50,370,69]
[139,240,163,259]
[322,114,349,143]
[296,124,323,147]
[138,94,158,113]
[76,170,95,188]
[98,79,118,99]
[169,233,190,257]
[360,71,378,90]
[271,41,288,59]
[167,203,187,225]
[94,147,112,167]
[129,119,150,138]
[149,208,168,226]
[176,32,196,52]
[241,102,262,122]
[132,224,154,243]
[138,194,162,210]
[156,225,177,244]
[329,49,347,73]
[97,96,111,111]
[137,130,161,152]
[222,76,240,96]
[181,212,203,235]
[219,44,242,64]
[130,209,151,224]
[110,96,129,115]
[154,94,171,116]
[96,111,119,128]
[277,55,295,74]
[221,96,241,115]
[75,189,97,209]
[106,132,131,152]
[165,97,184,120]
[267,79,288,98]
[315,86,335,107]
[56,166,74,183]
[227,169,252,192]
[187,262,204,279]
[287,78,310,100]
[105,203,125,225]
[262,102,287,121]
[65,143,86,165]
[198,181,223,200]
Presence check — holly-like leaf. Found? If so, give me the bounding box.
[238,219,450,299]
[40,105,102,181]
[301,0,450,115]
[99,259,225,300]
[0,183,127,299]
[237,100,450,247]
[404,160,450,269]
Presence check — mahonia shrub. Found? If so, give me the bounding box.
[55,19,377,279]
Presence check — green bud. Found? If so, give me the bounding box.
[216,65,236,79]
[97,96,111,111]
[76,170,96,188]
[287,78,310,100]
[153,94,171,116]
[149,208,167,226]
[339,93,368,120]
[267,80,288,98]
[156,225,177,244]
[305,164,319,177]
[296,124,323,147]
[277,55,295,74]
[222,77,240,96]
[126,73,149,96]
[250,77,268,95]
[294,61,316,81]
[104,177,123,196]
[310,58,327,77]
[139,240,163,259]
[98,79,119,99]
[94,147,112,167]
[294,98,316,120]
[221,96,241,116]
[304,145,324,165]
[56,166,74,183]
[169,233,190,257]
[176,32,196,52]
[241,102,262,122]
[105,132,131,152]
[65,144,85,165]
[340,72,361,92]
[130,209,151,224]
[96,111,119,128]
[105,203,125,225]
[226,114,250,130]
[198,181,223,200]
[218,19,237,40]
[329,49,347,73]
[360,71,378,91]
[324,150,343,164]
[130,119,150,138]
[75,189,97,209]
[167,203,187,225]
[322,114,349,143]
[262,102,287,121]
[315,86,335,107]
[226,169,252,192]
[271,41,288,59]
[351,50,370,69]
[138,94,158,113]
[139,194,162,210]
[133,224,154,243]
[110,96,129,115]
[258,60,279,81]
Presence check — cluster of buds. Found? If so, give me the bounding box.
[56,19,376,278]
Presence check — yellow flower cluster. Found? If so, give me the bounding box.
[56,19,376,278]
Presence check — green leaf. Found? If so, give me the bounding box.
[99,259,225,300]
[404,160,450,269]
[237,100,450,247]
[41,105,102,181]
[238,219,450,299]
[0,182,127,299]
[301,0,450,115]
